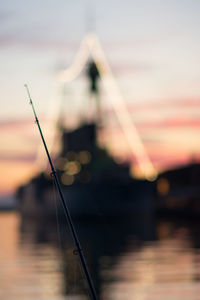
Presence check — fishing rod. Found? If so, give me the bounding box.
[24,84,98,300]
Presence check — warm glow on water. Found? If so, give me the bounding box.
[1,212,200,300]
[0,212,19,259]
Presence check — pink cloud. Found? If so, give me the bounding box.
[0,118,33,130]
[103,98,200,115]
[138,117,200,130]
[0,154,35,163]
[127,98,200,111]
[110,62,153,74]
[0,31,79,51]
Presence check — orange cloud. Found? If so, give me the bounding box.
[0,160,37,195]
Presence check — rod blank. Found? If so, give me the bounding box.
[24,84,98,300]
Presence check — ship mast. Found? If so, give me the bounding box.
[34,33,157,180]
[87,59,101,124]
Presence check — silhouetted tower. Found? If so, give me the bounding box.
[86,60,101,123]
[87,60,100,94]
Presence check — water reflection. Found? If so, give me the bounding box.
[19,213,155,299]
[1,212,200,299]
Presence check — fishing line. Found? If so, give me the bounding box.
[24,84,98,300]
[52,177,80,296]
[52,175,63,256]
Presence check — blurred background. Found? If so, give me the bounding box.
[1,1,200,299]
[1,0,200,203]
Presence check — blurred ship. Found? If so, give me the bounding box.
[16,59,155,217]
[16,33,200,219]
[17,120,155,217]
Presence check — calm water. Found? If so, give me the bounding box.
[1,211,200,300]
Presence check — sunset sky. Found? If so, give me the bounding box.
[1,0,200,200]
